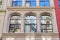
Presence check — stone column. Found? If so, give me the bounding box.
[3,10,10,33]
[6,0,12,7]
[36,0,39,7]
[22,0,25,7]
[49,0,54,7]
[36,14,41,33]
[21,13,24,33]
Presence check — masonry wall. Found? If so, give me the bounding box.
[0,0,59,40]
[0,11,6,39]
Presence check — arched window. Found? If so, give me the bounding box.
[40,13,53,33]
[24,14,37,33]
[9,15,21,33]
[39,0,50,6]
[12,0,22,6]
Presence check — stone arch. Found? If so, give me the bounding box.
[24,12,37,17]
[40,12,52,17]
[24,12,37,33]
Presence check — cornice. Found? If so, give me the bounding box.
[7,6,55,11]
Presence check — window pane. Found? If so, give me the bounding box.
[40,14,52,33]
[39,2,44,6]
[46,25,52,29]
[12,1,17,6]
[30,25,37,32]
[25,25,30,33]
[11,16,20,19]
[12,0,22,6]
[9,15,21,33]
[39,0,50,6]
[45,2,49,6]
[11,20,21,24]
[17,1,22,6]
[9,24,20,33]
[31,2,36,6]
[25,15,37,33]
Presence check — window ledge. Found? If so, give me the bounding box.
[7,6,55,9]
[2,33,59,38]
[7,6,55,11]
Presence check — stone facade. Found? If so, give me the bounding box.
[0,0,59,40]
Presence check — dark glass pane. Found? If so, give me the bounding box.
[12,1,17,6]
[30,24,37,32]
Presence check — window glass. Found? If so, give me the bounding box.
[39,2,44,6]
[39,0,50,6]
[26,0,36,7]
[24,15,37,33]
[12,0,22,6]
[40,13,53,33]
[9,15,21,33]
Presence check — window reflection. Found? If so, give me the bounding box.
[24,15,37,33]
[40,14,53,33]
[9,15,21,33]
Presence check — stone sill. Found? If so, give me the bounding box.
[2,33,59,38]
[7,6,55,9]
[7,6,55,11]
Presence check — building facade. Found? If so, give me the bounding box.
[0,0,59,40]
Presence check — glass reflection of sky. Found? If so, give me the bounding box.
[25,16,36,24]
